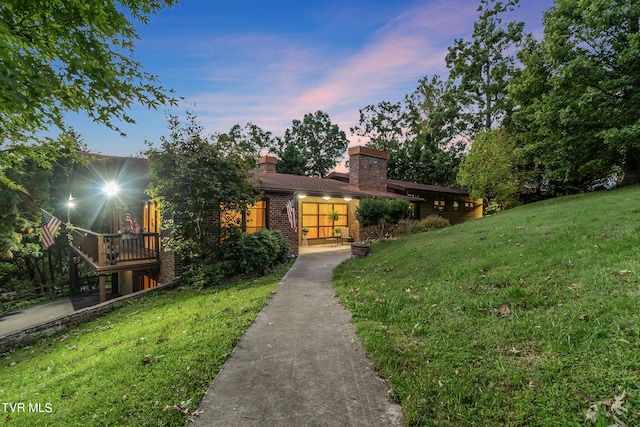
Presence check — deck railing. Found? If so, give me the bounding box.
[71,227,160,267]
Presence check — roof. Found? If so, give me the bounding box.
[324,172,470,197]
[256,171,423,201]
[386,179,470,196]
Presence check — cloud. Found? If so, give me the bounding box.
[174,1,482,139]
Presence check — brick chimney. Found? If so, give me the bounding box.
[258,155,278,173]
[348,146,388,192]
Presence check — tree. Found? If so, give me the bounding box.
[350,101,411,152]
[145,113,260,268]
[351,76,464,187]
[0,0,176,141]
[445,0,525,137]
[510,0,640,186]
[278,111,349,178]
[273,137,308,176]
[457,129,522,212]
[217,123,273,168]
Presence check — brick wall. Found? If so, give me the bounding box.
[348,146,388,192]
[258,156,278,173]
[266,193,299,255]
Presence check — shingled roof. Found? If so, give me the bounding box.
[256,171,423,201]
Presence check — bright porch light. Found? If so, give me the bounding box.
[102,181,120,197]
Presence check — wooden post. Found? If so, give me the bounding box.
[99,275,106,303]
[97,234,105,267]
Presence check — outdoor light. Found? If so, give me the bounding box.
[297,194,307,199]
[102,181,120,197]
[343,197,352,201]
[323,196,331,200]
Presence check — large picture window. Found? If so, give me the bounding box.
[221,200,267,234]
[301,203,348,239]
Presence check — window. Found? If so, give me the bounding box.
[464,201,475,212]
[433,197,446,212]
[245,200,267,233]
[301,202,348,239]
[453,198,460,212]
[220,200,267,234]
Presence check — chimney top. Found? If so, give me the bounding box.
[258,155,278,173]
[348,145,388,160]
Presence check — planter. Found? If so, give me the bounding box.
[351,242,371,259]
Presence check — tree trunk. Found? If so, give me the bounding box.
[622,146,640,186]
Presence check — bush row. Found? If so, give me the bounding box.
[181,229,290,287]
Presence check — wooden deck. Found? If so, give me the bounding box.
[70,228,161,302]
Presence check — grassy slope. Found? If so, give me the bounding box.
[334,186,640,426]
[1,262,291,426]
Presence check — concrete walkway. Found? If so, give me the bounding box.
[191,248,402,426]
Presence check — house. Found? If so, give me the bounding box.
[68,146,481,301]
[255,146,482,254]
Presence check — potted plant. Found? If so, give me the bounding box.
[333,227,342,236]
[301,227,309,236]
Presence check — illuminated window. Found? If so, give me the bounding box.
[220,200,267,234]
[464,201,475,212]
[301,202,348,239]
[245,201,267,233]
[434,197,446,212]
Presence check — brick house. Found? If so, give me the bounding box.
[69,147,481,299]
[255,146,482,254]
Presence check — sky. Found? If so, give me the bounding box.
[65,0,555,157]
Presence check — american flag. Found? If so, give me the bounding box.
[286,197,297,232]
[125,212,141,234]
[41,209,63,250]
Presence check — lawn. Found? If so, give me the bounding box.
[1,262,291,426]
[333,185,640,426]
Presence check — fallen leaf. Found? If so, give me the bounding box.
[611,392,629,416]
[499,304,511,318]
[585,404,598,423]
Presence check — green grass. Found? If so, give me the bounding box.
[1,262,291,426]
[333,186,640,426]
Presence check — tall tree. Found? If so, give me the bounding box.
[351,76,463,187]
[0,0,176,196]
[217,123,273,168]
[273,137,308,176]
[145,113,260,267]
[0,0,176,140]
[278,111,349,178]
[511,0,640,186]
[445,0,525,137]
[350,101,411,152]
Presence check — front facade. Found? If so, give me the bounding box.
[255,146,483,253]
[70,147,481,298]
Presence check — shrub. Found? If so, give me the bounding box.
[386,199,412,224]
[224,229,290,276]
[180,263,224,288]
[356,198,412,239]
[396,219,421,236]
[418,215,451,231]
